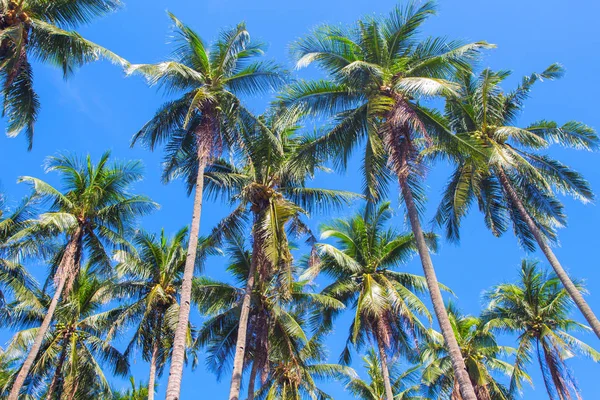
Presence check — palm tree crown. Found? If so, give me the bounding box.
[0,0,126,148]
[483,260,600,399]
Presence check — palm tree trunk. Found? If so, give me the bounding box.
[399,178,477,400]
[375,335,394,400]
[8,227,83,400]
[497,167,600,339]
[148,336,160,400]
[247,360,259,400]
[165,148,207,400]
[229,224,260,400]
[45,334,70,400]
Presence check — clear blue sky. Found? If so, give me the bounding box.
[1,0,599,398]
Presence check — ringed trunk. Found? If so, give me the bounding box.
[45,334,70,400]
[8,227,83,400]
[229,216,262,400]
[375,334,394,400]
[399,178,477,400]
[165,146,208,400]
[148,336,160,400]
[497,167,600,339]
[247,359,260,400]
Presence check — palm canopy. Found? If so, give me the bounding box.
[420,303,516,400]
[436,65,598,250]
[130,12,286,164]
[0,193,37,306]
[4,266,129,399]
[192,235,344,384]
[0,0,127,148]
[346,348,425,400]
[109,228,190,377]
[281,1,491,204]
[483,260,600,398]
[12,151,157,281]
[305,202,436,365]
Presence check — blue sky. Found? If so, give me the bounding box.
[1,0,600,398]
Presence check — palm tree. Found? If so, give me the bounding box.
[109,228,189,400]
[421,303,516,400]
[0,193,36,307]
[185,110,356,400]
[0,0,126,148]
[112,377,149,400]
[281,3,491,398]
[5,266,129,399]
[484,260,600,399]
[253,336,356,400]
[306,202,434,400]
[436,66,600,340]
[347,348,426,400]
[6,151,156,400]
[128,13,285,399]
[193,235,345,400]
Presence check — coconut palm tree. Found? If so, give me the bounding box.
[128,14,285,398]
[254,335,356,400]
[0,0,126,148]
[347,348,426,400]
[436,66,600,340]
[0,193,36,307]
[108,228,189,400]
[305,202,434,400]
[281,3,491,398]
[180,110,356,400]
[112,377,149,400]
[5,151,156,399]
[484,260,600,399]
[193,235,345,400]
[5,266,129,399]
[421,303,516,400]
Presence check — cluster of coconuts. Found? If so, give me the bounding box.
[1,1,30,28]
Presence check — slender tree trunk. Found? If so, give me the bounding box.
[375,335,394,400]
[247,359,259,400]
[148,336,160,400]
[497,168,600,339]
[8,228,83,400]
[399,178,477,400]
[165,147,208,400]
[229,221,260,400]
[45,334,70,400]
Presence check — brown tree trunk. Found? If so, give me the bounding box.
[8,227,83,400]
[229,220,261,400]
[165,146,208,400]
[375,334,394,400]
[45,334,70,400]
[148,336,160,400]
[247,359,259,400]
[497,168,600,339]
[399,178,477,400]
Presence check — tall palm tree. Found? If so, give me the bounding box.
[184,110,356,400]
[5,266,129,399]
[436,66,600,340]
[347,348,426,400]
[193,235,345,400]
[109,228,189,400]
[0,0,126,148]
[128,13,285,399]
[306,202,434,400]
[484,260,600,399]
[6,151,156,400]
[420,303,516,400]
[281,3,491,398]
